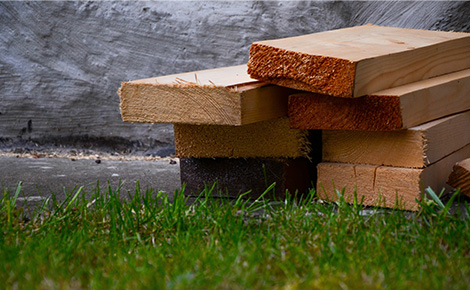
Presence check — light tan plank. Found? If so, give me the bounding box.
[447,158,470,197]
[323,110,470,168]
[248,24,470,98]
[119,65,296,125]
[289,68,470,130]
[174,117,311,158]
[317,144,470,211]
[131,65,255,87]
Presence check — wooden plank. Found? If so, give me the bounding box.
[180,158,315,199]
[289,69,470,130]
[119,65,297,125]
[317,143,470,211]
[447,158,470,197]
[323,111,470,168]
[174,117,313,158]
[248,24,470,98]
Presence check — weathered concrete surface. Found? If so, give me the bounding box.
[1,1,468,154]
[0,155,181,202]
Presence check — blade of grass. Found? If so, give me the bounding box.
[65,186,84,212]
[244,182,276,213]
[6,199,11,229]
[51,186,78,216]
[33,196,51,222]
[425,187,445,209]
[11,181,22,208]
[441,189,460,217]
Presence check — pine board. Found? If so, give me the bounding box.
[248,24,470,98]
[317,143,470,211]
[289,69,470,131]
[323,110,470,168]
[119,65,296,125]
[174,117,313,158]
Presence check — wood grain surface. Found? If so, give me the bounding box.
[447,158,470,197]
[317,143,470,211]
[248,25,470,98]
[322,110,470,168]
[288,69,470,130]
[119,65,297,125]
[174,117,312,158]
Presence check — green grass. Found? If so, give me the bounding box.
[2,182,470,290]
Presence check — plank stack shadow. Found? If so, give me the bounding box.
[120,24,470,209]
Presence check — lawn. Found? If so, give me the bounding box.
[2,182,470,289]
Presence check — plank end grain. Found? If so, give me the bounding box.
[119,82,243,125]
[247,43,356,98]
[447,158,470,197]
[318,143,470,211]
[289,69,470,131]
[317,162,423,211]
[322,110,470,168]
[322,129,426,168]
[119,64,293,126]
[288,93,402,131]
[174,117,311,159]
[248,25,470,98]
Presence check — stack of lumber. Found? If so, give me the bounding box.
[247,24,470,210]
[119,24,470,210]
[119,65,320,198]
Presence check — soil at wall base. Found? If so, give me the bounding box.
[0,136,175,159]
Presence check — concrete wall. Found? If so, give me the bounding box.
[1,1,468,155]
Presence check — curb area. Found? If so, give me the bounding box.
[0,153,181,205]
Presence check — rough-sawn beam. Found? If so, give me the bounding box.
[119,65,297,125]
[322,110,470,168]
[317,143,470,211]
[289,69,470,131]
[248,24,470,98]
[174,117,311,158]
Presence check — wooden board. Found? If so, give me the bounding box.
[447,158,470,197]
[180,158,315,199]
[289,69,470,130]
[174,117,313,158]
[119,65,297,125]
[317,143,470,211]
[323,110,470,168]
[248,24,470,98]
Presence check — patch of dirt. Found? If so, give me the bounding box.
[0,136,176,162]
